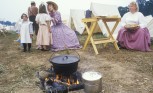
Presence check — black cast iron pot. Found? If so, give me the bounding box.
[49,54,80,76]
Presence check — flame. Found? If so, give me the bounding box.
[67,78,71,86]
[56,75,59,80]
[74,79,79,84]
[55,74,80,85]
[45,78,49,81]
[76,80,79,84]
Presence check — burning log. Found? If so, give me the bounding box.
[36,68,84,93]
[45,78,68,93]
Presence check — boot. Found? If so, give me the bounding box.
[28,43,31,52]
[22,43,27,52]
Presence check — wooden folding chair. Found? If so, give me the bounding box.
[82,17,121,55]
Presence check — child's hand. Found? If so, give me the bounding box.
[30,34,33,38]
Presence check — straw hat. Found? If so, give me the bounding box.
[46,1,58,10]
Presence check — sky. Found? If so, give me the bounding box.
[0,0,135,22]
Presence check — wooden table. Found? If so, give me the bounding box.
[82,17,121,55]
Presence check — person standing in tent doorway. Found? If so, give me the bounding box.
[18,13,33,52]
[117,1,151,52]
[28,1,39,36]
[35,3,51,51]
[47,1,81,51]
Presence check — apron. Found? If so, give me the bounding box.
[20,22,32,43]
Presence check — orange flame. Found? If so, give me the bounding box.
[76,80,79,84]
[67,78,71,86]
[56,75,59,80]
[45,78,49,81]
[55,74,80,85]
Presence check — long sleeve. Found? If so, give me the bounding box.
[51,12,62,25]
[16,23,21,34]
[29,23,33,34]
[138,13,147,28]
[35,15,39,23]
[121,13,127,27]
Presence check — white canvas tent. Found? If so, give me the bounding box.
[69,9,86,34]
[147,19,153,37]
[5,26,15,31]
[69,2,153,38]
[90,2,121,39]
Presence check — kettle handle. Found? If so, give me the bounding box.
[50,50,80,59]
[63,56,68,60]
[50,52,56,59]
[74,50,80,59]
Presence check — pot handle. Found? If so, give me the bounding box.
[50,52,56,59]
[50,50,80,59]
[74,50,80,59]
[63,56,68,60]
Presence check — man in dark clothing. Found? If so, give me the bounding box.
[28,1,39,35]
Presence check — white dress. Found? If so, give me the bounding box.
[121,12,147,28]
[18,21,33,43]
[35,13,51,45]
[35,13,51,25]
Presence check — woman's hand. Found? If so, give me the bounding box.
[124,24,139,31]
[124,26,128,30]
[133,26,140,30]
[48,28,51,33]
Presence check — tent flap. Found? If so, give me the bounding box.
[90,2,121,39]
[69,9,85,34]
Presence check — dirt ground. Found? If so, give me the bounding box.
[0,32,153,93]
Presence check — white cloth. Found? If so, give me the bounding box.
[90,3,121,39]
[18,21,33,43]
[69,9,85,34]
[35,13,51,25]
[121,12,147,28]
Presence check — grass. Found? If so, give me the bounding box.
[0,32,153,93]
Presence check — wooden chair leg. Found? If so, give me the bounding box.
[90,38,99,55]
[103,43,108,48]
[113,42,119,50]
[83,22,97,50]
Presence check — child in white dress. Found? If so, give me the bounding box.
[36,3,51,51]
[18,13,33,52]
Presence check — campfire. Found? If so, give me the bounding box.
[36,68,84,93]
[36,52,84,93]
[53,74,80,85]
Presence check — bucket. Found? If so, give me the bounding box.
[82,71,102,93]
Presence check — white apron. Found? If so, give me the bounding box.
[20,22,32,43]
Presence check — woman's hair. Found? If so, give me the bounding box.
[39,3,47,13]
[129,1,139,12]
[21,13,28,19]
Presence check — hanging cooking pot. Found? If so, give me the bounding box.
[49,51,80,76]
